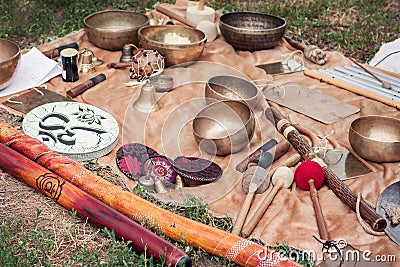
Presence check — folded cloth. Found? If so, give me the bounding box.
[369,38,400,74]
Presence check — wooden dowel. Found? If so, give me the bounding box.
[309,179,330,241]
[156,5,196,28]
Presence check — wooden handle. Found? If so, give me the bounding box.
[349,58,383,83]
[0,123,303,267]
[236,139,277,172]
[106,62,132,69]
[309,179,330,241]
[156,5,196,28]
[232,185,257,236]
[0,144,190,267]
[269,153,301,177]
[303,69,399,109]
[241,180,283,237]
[198,0,205,10]
[266,107,387,232]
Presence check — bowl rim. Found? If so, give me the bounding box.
[206,75,259,100]
[83,10,150,32]
[350,115,400,144]
[219,11,287,32]
[0,38,21,63]
[138,25,207,48]
[192,100,255,140]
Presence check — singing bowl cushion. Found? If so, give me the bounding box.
[294,160,324,191]
[116,143,159,180]
[142,155,177,184]
[173,156,222,183]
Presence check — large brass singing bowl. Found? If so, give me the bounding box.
[192,101,255,156]
[349,116,400,162]
[138,25,206,66]
[205,75,259,109]
[84,10,149,51]
[0,38,21,90]
[219,12,286,51]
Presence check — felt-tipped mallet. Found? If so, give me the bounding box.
[294,160,330,240]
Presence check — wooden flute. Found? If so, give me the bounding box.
[0,123,303,267]
[264,107,387,232]
[0,143,190,267]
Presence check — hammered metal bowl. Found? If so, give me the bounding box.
[0,38,21,90]
[192,100,255,156]
[205,75,259,109]
[138,25,206,66]
[349,115,400,162]
[219,12,286,51]
[84,10,149,51]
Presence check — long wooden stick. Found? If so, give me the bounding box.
[0,143,190,266]
[0,123,303,267]
[264,108,387,232]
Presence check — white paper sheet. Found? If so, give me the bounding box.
[0,47,62,98]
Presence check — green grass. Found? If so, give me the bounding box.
[0,1,398,266]
[1,0,398,61]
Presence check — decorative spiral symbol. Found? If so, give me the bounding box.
[36,173,64,202]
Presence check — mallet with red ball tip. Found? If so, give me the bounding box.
[294,160,330,240]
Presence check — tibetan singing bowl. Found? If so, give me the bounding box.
[0,38,21,90]
[138,25,206,66]
[84,10,149,51]
[219,12,286,51]
[205,75,259,109]
[349,115,400,162]
[192,100,255,156]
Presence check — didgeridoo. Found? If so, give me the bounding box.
[0,123,303,267]
[264,108,387,232]
[0,143,190,267]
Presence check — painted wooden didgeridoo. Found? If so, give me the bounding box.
[264,107,387,232]
[0,143,190,267]
[0,123,303,267]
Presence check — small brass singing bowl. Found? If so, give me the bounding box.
[138,25,206,66]
[192,101,255,156]
[205,75,259,109]
[349,115,400,162]
[84,10,149,51]
[0,38,21,90]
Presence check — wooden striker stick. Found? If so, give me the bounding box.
[308,178,330,240]
[241,153,301,238]
[265,107,387,232]
[0,143,190,267]
[0,123,303,267]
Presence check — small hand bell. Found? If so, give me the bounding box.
[133,80,162,113]
[78,48,96,73]
[120,44,134,63]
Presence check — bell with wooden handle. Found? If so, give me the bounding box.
[78,48,96,73]
[133,80,162,113]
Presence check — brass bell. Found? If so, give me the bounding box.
[154,177,168,193]
[120,44,134,63]
[78,48,96,73]
[138,175,156,192]
[133,80,162,113]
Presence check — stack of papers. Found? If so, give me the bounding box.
[0,47,62,98]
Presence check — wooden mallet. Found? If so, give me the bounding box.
[294,160,329,240]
